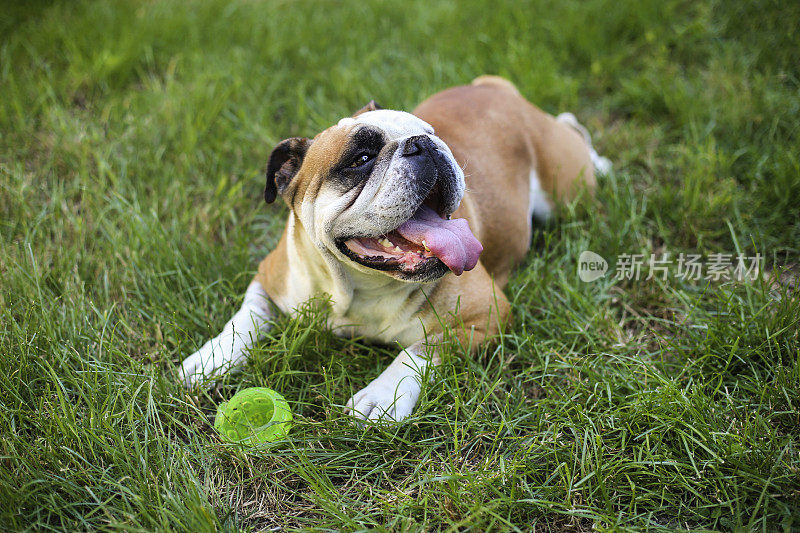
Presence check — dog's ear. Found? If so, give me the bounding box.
[265,137,311,204]
[352,100,383,117]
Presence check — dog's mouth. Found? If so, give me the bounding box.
[337,184,483,277]
[339,228,443,275]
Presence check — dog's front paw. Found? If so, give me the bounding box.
[179,343,215,388]
[179,337,242,388]
[344,374,422,423]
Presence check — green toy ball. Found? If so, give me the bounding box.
[214,387,292,444]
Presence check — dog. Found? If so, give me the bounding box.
[179,76,607,422]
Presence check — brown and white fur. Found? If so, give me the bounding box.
[179,76,604,422]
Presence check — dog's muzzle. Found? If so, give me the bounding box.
[337,134,482,279]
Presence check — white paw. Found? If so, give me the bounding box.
[179,337,243,388]
[344,374,422,423]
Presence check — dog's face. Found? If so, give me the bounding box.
[265,105,482,282]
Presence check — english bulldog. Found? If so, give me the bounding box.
[179,76,608,422]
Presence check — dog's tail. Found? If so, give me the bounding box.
[556,112,612,175]
[471,75,520,95]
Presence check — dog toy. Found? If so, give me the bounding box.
[214,387,292,444]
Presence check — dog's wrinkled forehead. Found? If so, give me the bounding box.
[338,110,434,139]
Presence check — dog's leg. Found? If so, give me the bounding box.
[344,278,508,423]
[179,281,274,387]
[556,112,612,175]
[344,340,440,422]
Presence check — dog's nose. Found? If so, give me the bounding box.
[401,135,428,157]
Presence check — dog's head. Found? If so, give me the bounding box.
[264,103,482,282]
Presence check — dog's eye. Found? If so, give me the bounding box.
[349,153,374,168]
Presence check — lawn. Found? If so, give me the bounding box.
[1,0,799,530]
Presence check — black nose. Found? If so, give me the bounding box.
[401,135,429,157]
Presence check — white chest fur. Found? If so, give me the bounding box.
[275,219,431,347]
[326,280,429,346]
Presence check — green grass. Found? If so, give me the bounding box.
[1,0,799,530]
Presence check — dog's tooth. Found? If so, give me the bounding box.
[379,237,392,248]
[394,246,403,253]
[422,240,430,252]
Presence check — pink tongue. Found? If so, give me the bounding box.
[396,205,483,275]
